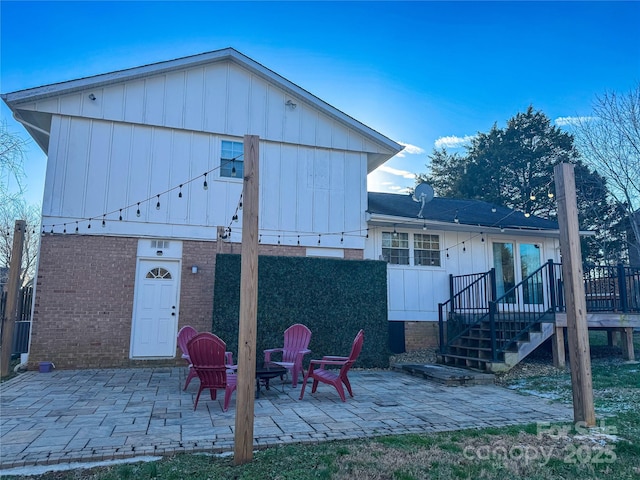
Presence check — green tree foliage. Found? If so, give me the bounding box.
[418,106,623,263]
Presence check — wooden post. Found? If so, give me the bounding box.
[554,163,595,426]
[1,220,26,377]
[234,135,259,465]
[552,326,566,369]
[620,327,635,361]
[216,226,225,254]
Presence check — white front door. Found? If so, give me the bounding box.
[131,259,179,358]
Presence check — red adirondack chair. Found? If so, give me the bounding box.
[187,332,237,411]
[299,329,364,402]
[264,323,312,387]
[177,325,198,390]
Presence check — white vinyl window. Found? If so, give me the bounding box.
[382,232,409,265]
[382,231,441,267]
[220,140,244,178]
[414,233,441,266]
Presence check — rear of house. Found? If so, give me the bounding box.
[2,48,402,369]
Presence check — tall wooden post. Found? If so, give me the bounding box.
[234,135,259,464]
[554,163,595,426]
[1,220,26,377]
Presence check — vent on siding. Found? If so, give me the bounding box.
[151,240,170,249]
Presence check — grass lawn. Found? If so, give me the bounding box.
[5,332,640,479]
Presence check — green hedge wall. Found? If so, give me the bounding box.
[212,254,389,368]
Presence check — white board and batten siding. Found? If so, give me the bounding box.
[366,227,561,322]
[30,60,379,247]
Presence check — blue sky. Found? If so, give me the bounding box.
[2,1,639,207]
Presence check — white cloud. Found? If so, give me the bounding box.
[434,135,475,149]
[377,165,416,179]
[397,142,425,156]
[554,116,596,127]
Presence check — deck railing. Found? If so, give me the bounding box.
[439,261,639,361]
[438,269,495,353]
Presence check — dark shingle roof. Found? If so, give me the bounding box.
[367,192,559,230]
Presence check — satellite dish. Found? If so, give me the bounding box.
[412,183,434,218]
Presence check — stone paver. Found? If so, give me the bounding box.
[0,367,572,472]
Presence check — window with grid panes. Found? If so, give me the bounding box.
[414,233,441,266]
[382,232,409,265]
[220,140,244,178]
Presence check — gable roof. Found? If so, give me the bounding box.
[2,48,402,171]
[367,191,561,232]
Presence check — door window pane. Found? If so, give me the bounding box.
[493,242,515,302]
[520,243,543,304]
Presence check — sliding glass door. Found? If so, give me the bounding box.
[492,242,542,307]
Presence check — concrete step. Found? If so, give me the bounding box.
[391,362,495,386]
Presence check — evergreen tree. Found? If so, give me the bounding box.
[419,106,623,263]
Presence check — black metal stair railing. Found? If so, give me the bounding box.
[488,260,563,360]
[438,268,496,354]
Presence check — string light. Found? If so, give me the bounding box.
[318,234,321,245]
[340,232,344,244]
[75,222,79,233]
[136,203,141,217]
[156,195,161,210]
[102,215,106,227]
[297,235,300,245]
[178,185,183,198]
[231,161,236,177]
[203,173,208,190]
[119,209,123,221]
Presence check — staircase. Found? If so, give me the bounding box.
[437,313,555,372]
[437,261,563,373]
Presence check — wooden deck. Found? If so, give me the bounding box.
[552,313,640,367]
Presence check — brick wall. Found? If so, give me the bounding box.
[29,235,364,369]
[404,321,442,351]
[30,234,139,369]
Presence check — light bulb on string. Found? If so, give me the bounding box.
[341,232,344,244]
[203,173,208,190]
[548,191,554,199]
[178,185,183,198]
[259,234,262,243]
[366,228,369,239]
[462,241,466,252]
[119,209,123,221]
[422,222,427,231]
[156,195,161,210]
[75,222,79,233]
[481,232,485,242]
[297,235,300,245]
[50,226,54,234]
[87,219,92,229]
[63,224,67,234]
[277,235,281,245]
[318,234,321,245]
[530,194,536,201]
[136,203,141,217]
[102,215,106,227]
[231,161,236,177]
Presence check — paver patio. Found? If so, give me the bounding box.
[0,367,573,472]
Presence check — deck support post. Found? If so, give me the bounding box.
[552,326,566,369]
[607,330,619,347]
[620,327,635,361]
